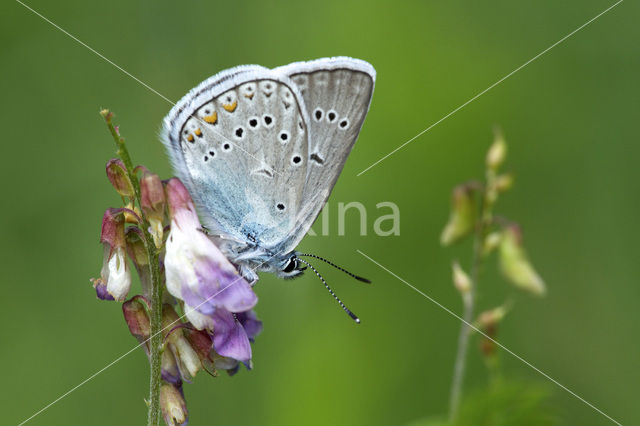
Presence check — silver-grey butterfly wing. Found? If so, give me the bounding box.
[273,57,376,252]
[162,66,312,251]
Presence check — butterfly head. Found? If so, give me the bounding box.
[276,253,306,279]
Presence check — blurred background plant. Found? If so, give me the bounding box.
[410,130,556,425]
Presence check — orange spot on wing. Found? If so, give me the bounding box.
[186,134,194,142]
[223,100,237,112]
[194,128,202,137]
[204,112,218,124]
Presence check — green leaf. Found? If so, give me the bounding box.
[454,380,558,426]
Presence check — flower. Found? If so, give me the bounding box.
[140,171,166,248]
[451,261,471,294]
[124,227,151,297]
[163,304,206,382]
[211,309,262,371]
[440,183,478,246]
[122,297,193,385]
[160,382,188,426]
[105,158,134,199]
[486,129,507,171]
[163,178,257,330]
[92,208,132,301]
[499,225,546,296]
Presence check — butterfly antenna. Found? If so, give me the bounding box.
[297,253,371,283]
[296,258,360,324]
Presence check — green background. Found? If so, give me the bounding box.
[1,0,637,424]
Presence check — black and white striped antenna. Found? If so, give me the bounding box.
[297,257,361,324]
[297,253,371,283]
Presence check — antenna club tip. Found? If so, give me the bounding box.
[355,318,361,324]
[357,276,372,284]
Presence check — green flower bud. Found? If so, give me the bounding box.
[482,231,502,256]
[494,173,514,192]
[440,184,477,246]
[486,130,507,171]
[499,226,546,296]
[452,261,471,294]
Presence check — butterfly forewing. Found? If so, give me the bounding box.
[163,70,310,249]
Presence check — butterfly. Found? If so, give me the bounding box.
[161,57,375,321]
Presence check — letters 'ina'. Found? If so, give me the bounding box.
[162,57,376,322]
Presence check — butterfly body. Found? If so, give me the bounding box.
[162,57,375,283]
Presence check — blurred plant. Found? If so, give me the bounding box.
[441,129,548,423]
[92,110,262,425]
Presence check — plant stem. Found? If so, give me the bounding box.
[448,196,486,423]
[102,110,163,426]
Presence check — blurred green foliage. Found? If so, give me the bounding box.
[408,380,557,426]
[1,1,637,425]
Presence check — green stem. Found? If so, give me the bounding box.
[102,110,163,426]
[448,195,487,423]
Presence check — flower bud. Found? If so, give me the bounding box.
[122,296,151,351]
[486,130,507,171]
[476,305,508,330]
[499,226,546,296]
[160,383,188,426]
[163,305,203,381]
[494,173,514,192]
[184,328,217,377]
[161,349,182,385]
[93,209,131,301]
[125,227,151,297]
[123,203,142,224]
[440,184,477,246]
[141,172,166,248]
[482,232,502,256]
[451,261,471,294]
[106,159,135,199]
[476,305,509,357]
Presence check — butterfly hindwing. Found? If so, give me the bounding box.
[274,57,376,252]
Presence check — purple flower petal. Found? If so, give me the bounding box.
[192,258,257,314]
[93,279,115,301]
[212,309,252,365]
[236,310,263,341]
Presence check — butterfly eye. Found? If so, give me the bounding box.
[283,257,297,273]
